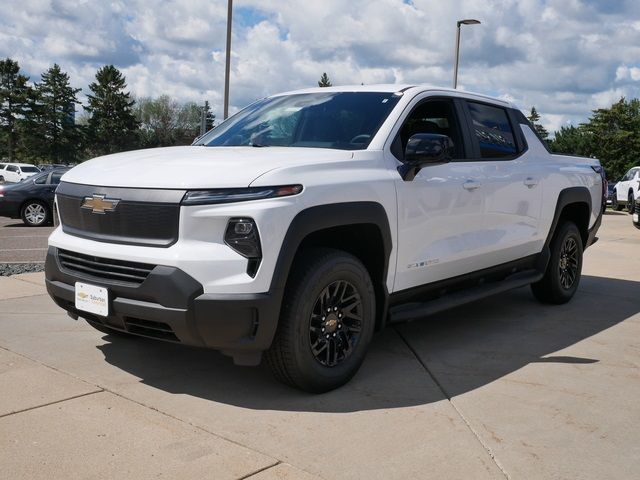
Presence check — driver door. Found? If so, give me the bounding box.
[388,96,488,292]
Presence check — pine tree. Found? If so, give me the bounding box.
[203,100,215,131]
[85,65,139,156]
[0,58,32,161]
[30,64,81,162]
[527,107,549,140]
[318,73,332,87]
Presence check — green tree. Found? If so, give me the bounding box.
[135,96,209,148]
[85,65,139,156]
[318,73,332,87]
[176,101,204,144]
[549,125,591,157]
[27,64,81,162]
[0,58,32,161]
[202,100,215,133]
[135,95,177,148]
[527,106,549,140]
[582,98,640,181]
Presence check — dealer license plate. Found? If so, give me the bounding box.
[75,282,109,317]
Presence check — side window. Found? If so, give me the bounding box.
[50,172,64,185]
[467,102,517,159]
[6,165,18,173]
[396,100,464,159]
[34,175,48,185]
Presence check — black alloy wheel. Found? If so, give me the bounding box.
[558,236,579,290]
[309,280,363,367]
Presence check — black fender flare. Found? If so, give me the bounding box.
[268,201,393,328]
[270,201,392,292]
[538,186,594,271]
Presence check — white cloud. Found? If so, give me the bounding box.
[1,0,640,132]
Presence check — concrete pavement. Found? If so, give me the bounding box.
[0,216,53,263]
[0,212,638,479]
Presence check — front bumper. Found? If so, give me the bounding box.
[45,247,281,365]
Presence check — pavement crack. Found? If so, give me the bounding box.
[236,461,282,480]
[393,326,511,480]
[0,390,102,419]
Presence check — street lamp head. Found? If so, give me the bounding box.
[458,19,481,26]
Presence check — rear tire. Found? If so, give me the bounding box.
[265,248,376,393]
[531,222,583,305]
[21,200,50,226]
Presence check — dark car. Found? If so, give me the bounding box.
[0,168,68,226]
[633,195,640,230]
[606,181,616,209]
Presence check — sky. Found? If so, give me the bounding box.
[2,0,640,133]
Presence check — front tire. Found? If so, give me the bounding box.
[612,192,624,211]
[628,192,635,214]
[531,221,583,305]
[21,200,50,226]
[266,248,376,393]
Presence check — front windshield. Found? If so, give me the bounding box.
[197,92,401,150]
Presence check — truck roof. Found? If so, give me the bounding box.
[272,84,514,108]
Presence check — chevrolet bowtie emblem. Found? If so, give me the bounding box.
[81,194,120,214]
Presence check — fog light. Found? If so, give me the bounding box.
[225,218,261,260]
[234,221,253,235]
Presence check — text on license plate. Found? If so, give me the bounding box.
[75,282,109,317]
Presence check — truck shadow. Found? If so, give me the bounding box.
[96,275,639,413]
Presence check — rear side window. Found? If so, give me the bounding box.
[34,174,48,184]
[51,172,64,184]
[467,102,517,158]
[6,165,18,173]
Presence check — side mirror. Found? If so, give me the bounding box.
[398,133,454,181]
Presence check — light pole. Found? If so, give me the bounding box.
[453,19,481,89]
[223,0,233,119]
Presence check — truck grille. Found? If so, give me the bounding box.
[56,182,186,247]
[58,249,156,285]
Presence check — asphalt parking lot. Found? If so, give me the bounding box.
[0,216,54,263]
[0,212,638,479]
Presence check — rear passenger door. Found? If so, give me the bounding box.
[462,100,544,264]
[4,165,19,183]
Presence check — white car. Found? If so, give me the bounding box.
[612,166,640,213]
[0,163,41,183]
[45,85,604,392]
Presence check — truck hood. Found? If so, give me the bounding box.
[62,146,354,189]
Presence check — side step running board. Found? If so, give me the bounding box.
[388,270,544,323]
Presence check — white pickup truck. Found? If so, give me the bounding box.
[45,85,604,392]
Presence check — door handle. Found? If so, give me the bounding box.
[462,180,482,191]
[524,177,538,188]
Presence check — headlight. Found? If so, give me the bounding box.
[182,185,303,206]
